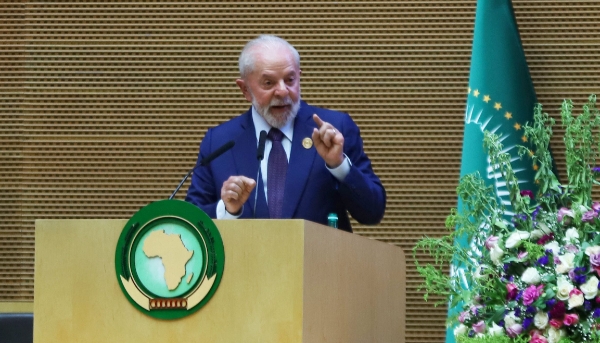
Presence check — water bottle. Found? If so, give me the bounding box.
[327,212,338,229]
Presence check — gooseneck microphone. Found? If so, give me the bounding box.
[168,140,235,200]
[257,130,267,161]
[253,130,268,217]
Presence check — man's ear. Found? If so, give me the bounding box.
[236,79,252,102]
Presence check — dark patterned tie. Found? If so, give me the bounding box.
[267,128,288,218]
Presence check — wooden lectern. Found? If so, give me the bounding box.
[34,219,405,342]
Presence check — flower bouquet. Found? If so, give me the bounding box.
[414,95,600,343]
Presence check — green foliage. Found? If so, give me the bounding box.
[561,95,600,205]
[484,131,528,216]
[518,103,561,210]
[520,241,545,261]
[414,96,600,342]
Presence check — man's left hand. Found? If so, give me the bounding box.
[312,114,344,168]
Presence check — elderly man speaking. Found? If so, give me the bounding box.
[185,35,385,232]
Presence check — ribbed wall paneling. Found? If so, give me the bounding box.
[2,1,600,342]
[1,1,27,300]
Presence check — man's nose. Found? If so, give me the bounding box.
[274,80,289,97]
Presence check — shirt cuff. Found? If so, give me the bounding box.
[327,154,351,181]
[216,200,242,219]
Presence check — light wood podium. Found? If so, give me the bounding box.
[34,219,405,342]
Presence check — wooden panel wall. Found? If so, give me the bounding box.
[2,1,600,342]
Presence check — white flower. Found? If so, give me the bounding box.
[488,322,504,336]
[547,327,566,343]
[505,230,530,249]
[585,245,600,256]
[556,276,574,301]
[533,311,548,329]
[521,267,541,285]
[544,241,560,256]
[568,290,585,309]
[581,276,599,299]
[555,253,575,274]
[453,324,468,337]
[563,228,580,244]
[504,311,520,328]
[531,222,551,240]
[489,244,504,265]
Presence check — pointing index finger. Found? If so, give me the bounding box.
[312,113,324,128]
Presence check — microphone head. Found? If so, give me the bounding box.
[199,140,235,166]
[222,140,235,151]
[257,130,267,161]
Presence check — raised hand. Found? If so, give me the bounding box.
[312,114,344,168]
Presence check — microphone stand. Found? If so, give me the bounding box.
[169,169,193,200]
[253,130,267,217]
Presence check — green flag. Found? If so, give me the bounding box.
[447,0,537,341]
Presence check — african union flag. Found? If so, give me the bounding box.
[446,0,538,342]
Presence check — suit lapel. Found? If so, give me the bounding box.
[282,106,318,218]
[231,110,262,215]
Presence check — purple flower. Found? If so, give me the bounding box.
[523,317,533,329]
[590,253,600,267]
[538,234,554,245]
[583,210,598,222]
[532,206,541,221]
[593,202,600,212]
[594,308,600,318]
[507,283,519,300]
[512,213,528,224]
[518,251,529,260]
[568,269,578,281]
[592,166,600,173]
[585,300,592,311]
[458,311,470,323]
[546,298,557,308]
[485,236,500,249]
[470,305,481,316]
[472,321,486,334]
[522,284,544,305]
[558,207,574,223]
[506,324,523,338]
[565,244,579,253]
[537,255,549,266]
[549,301,566,320]
[520,190,534,199]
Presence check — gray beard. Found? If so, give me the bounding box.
[252,96,301,128]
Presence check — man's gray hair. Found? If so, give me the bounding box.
[238,35,300,78]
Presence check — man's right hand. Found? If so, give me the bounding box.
[221,176,257,215]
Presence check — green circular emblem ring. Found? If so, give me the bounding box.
[115,199,225,320]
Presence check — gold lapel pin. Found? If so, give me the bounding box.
[302,137,313,149]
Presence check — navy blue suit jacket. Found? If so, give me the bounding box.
[185,101,385,232]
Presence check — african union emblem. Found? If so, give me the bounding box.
[115,199,225,320]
